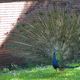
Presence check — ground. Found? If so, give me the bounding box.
[0,66,80,80]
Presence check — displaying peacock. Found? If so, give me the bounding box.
[52,48,79,70]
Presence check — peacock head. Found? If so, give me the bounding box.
[54,48,56,53]
[53,48,57,56]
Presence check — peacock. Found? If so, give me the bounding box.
[52,48,79,70]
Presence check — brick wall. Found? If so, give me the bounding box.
[0,1,36,67]
[0,0,80,67]
[0,1,35,48]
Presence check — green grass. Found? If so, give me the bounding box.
[0,66,80,80]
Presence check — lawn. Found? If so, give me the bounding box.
[0,66,80,80]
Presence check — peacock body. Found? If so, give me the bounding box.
[52,49,79,70]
